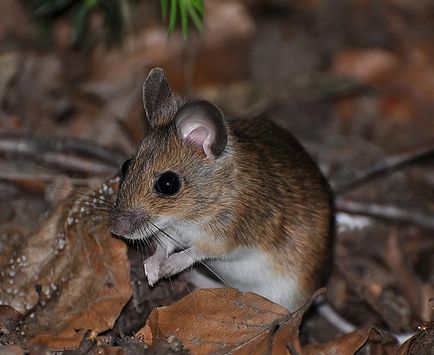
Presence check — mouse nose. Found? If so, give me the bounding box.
[110,210,148,237]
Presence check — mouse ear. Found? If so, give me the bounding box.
[175,101,228,158]
[143,68,178,127]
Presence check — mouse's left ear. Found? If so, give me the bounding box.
[143,68,178,127]
[175,100,228,158]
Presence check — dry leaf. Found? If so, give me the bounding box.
[0,178,131,350]
[303,327,398,354]
[137,287,324,354]
[397,323,434,355]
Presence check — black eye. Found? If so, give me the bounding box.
[155,171,181,196]
[121,159,132,177]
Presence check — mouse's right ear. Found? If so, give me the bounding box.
[143,68,178,128]
[175,100,228,159]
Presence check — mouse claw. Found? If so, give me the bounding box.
[144,259,160,287]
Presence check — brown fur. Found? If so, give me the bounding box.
[114,115,333,298]
[112,68,334,303]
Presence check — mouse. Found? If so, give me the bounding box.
[110,67,334,311]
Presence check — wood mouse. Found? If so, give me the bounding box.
[110,68,334,311]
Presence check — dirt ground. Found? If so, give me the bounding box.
[0,0,433,353]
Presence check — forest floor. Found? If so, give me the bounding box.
[0,0,433,353]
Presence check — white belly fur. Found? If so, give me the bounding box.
[156,219,304,310]
[207,247,304,311]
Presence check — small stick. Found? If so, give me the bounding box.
[0,131,126,167]
[334,143,434,196]
[336,199,434,230]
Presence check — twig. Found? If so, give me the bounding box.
[0,169,96,185]
[240,76,371,120]
[316,302,356,334]
[0,131,126,167]
[334,143,434,196]
[336,199,434,230]
[0,132,126,175]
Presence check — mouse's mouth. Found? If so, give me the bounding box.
[110,209,153,240]
[110,210,180,247]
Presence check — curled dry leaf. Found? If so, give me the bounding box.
[0,178,131,350]
[303,326,399,354]
[137,287,325,354]
[397,322,434,355]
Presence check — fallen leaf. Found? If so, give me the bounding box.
[303,327,398,354]
[397,322,434,355]
[0,178,131,350]
[137,287,325,354]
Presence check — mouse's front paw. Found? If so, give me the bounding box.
[144,257,161,287]
[158,259,178,279]
[158,251,194,279]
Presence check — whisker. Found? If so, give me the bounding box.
[139,226,151,251]
[45,183,115,203]
[146,224,214,339]
[153,234,164,250]
[34,195,113,211]
[73,192,114,207]
[140,236,149,252]
[149,222,186,249]
[76,191,115,207]
[67,203,113,211]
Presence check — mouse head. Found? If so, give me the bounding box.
[110,68,233,240]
